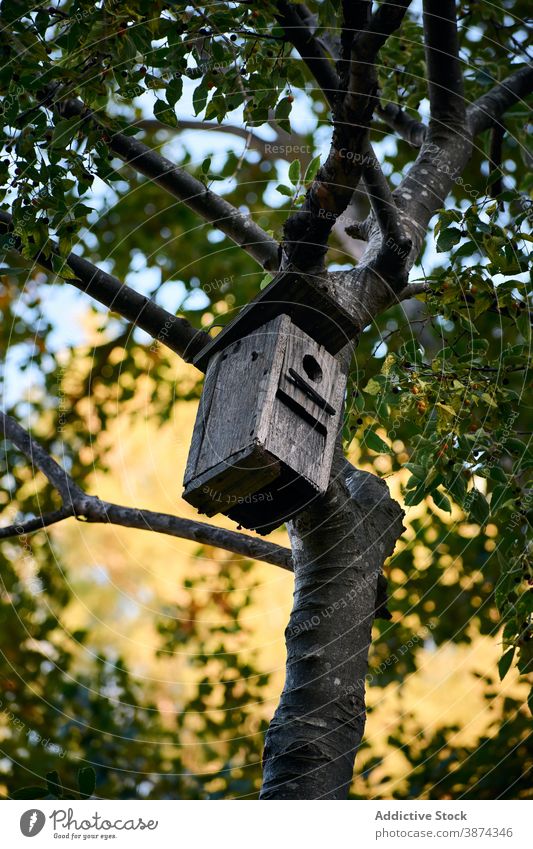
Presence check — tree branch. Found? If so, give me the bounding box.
[361,143,412,263]
[357,0,413,59]
[0,412,293,570]
[393,64,533,263]
[397,281,429,301]
[488,122,505,198]
[1,411,84,505]
[294,3,341,60]
[468,63,533,135]
[79,500,293,570]
[0,507,74,540]
[337,1,371,96]
[280,1,412,271]
[136,117,272,151]
[52,94,279,272]
[0,211,209,365]
[275,1,339,108]
[376,102,427,147]
[423,0,466,133]
[134,117,314,166]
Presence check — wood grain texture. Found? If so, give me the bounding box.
[193,269,360,371]
[183,314,347,531]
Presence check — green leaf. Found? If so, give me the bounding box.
[431,489,452,513]
[276,184,294,198]
[51,117,80,150]
[498,647,515,681]
[363,377,384,396]
[260,273,273,290]
[404,463,426,479]
[363,428,392,455]
[490,483,514,510]
[144,72,162,90]
[304,154,321,183]
[436,227,462,252]
[11,786,46,799]
[275,96,292,133]
[200,156,212,175]
[0,266,29,276]
[192,81,209,116]
[288,158,301,185]
[166,76,183,106]
[153,98,178,128]
[404,483,426,506]
[78,767,96,799]
[468,489,490,526]
[50,255,78,280]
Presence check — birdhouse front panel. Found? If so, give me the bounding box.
[182,313,347,533]
[257,320,345,493]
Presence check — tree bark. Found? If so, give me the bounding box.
[260,448,404,799]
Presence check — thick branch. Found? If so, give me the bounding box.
[275,1,339,108]
[423,0,466,133]
[53,95,279,272]
[468,63,533,135]
[337,1,371,94]
[294,3,341,60]
[0,412,292,570]
[260,454,405,798]
[281,1,411,272]
[376,102,427,147]
[0,211,209,365]
[0,498,292,569]
[393,65,533,261]
[79,500,292,569]
[357,0,413,58]
[361,143,412,266]
[348,62,532,337]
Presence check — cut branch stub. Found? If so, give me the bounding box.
[183,314,347,535]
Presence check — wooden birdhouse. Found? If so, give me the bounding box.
[182,270,354,534]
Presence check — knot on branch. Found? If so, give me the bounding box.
[374,233,413,285]
[345,220,370,241]
[343,464,406,560]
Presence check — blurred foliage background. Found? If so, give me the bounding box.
[0,0,532,798]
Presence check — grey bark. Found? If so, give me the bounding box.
[260,450,404,798]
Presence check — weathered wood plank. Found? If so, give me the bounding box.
[182,312,348,532]
[192,269,359,371]
[183,350,222,486]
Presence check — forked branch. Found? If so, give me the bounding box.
[0,412,292,570]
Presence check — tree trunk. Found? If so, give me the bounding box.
[260,448,404,799]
